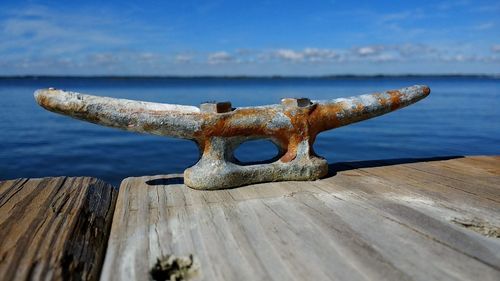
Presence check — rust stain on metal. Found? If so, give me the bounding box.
[34,85,430,189]
[387,90,402,111]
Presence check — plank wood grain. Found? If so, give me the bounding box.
[101,156,500,281]
[0,177,117,281]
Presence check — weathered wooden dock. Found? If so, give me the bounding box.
[0,177,117,280]
[1,156,499,281]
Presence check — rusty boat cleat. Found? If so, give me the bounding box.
[34,85,430,189]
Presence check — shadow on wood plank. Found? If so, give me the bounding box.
[146,177,184,186]
[327,155,464,178]
[143,156,464,186]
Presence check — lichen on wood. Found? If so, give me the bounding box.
[150,254,200,281]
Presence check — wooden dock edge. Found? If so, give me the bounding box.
[0,177,118,281]
[1,156,498,280]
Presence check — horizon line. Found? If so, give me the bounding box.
[0,73,499,79]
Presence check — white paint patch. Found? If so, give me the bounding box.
[138,101,200,113]
[53,89,201,113]
[359,94,377,106]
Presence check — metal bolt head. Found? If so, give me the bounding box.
[200,101,232,113]
[281,98,311,108]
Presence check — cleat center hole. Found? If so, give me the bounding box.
[234,139,280,165]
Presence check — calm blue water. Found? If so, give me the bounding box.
[1,77,499,186]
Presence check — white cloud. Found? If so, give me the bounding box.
[273,49,304,61]
[372,53,397,62]
[207,51,234,64]
[0,5,128,58]
[396,44,434,56]
[175,54,193,63]
[355,46,381,56]
[74,44,498,69]
[0,4,180,74]
[269,48,339,62]
[87,53,119,65]
[303,48,338,61]
[440,54,466,62]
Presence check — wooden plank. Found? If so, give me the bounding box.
[101,156,500,281]
[0,177,118,281]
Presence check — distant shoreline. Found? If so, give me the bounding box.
[0,74,499,80]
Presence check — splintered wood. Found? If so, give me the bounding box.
[0,177,117,281]
[101,156,500,281]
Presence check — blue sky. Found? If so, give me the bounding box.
[0,0,499,75]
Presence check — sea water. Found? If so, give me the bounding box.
[1,76,498,186]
